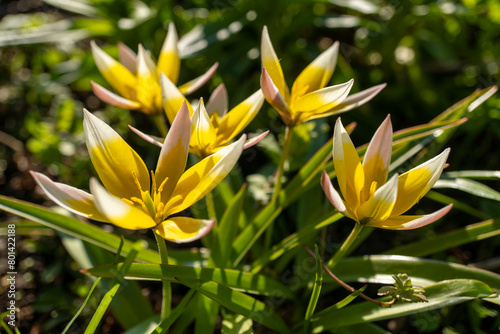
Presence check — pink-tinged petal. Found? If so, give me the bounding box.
[178,62,219,95]
[30,171,108,222]
[320,170,352,218]
[154,217,215,243]
[261,68,291,123]
[90,41,137,100]
[190,98,218,157]
[206,83,228,121]
[90,178,156,230]
[324,83,387,115]
[165,135,246,215]
[291,41,339,98]
[83,109,150,200]
[129,125,163,148]
[156,102,191,203]
[371,204,453,230]
[157,22,181,84]
[216,89,265,143]
[243,130,269,150]
[293,79,354,114]
[136,44,162,114]
[362,115,392,191]
[261,26,289,100]
[160,73,193,124]
[91,81,141,110]
[391,148,450,217]
[333,118,364,211]
[357,173,398,223]
[117,41,137,74]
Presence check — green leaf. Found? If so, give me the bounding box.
[312,286,367,319]
[303,246,324,333]
[221,313,254,334]
[152,290,196,334]
[83,262,294,299]
[312,279,495,331]
[434,178,500,201]
[385,218,500,257]
[176,277,290,334]
[195,295,219,334]
[123,315,161,334]
[444,170,500,180]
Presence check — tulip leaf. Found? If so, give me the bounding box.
[151,289,195,333]
[221,313,253,334]
[444,170,500,180]
[434,178,500,201]
[175,277,290,334]
[83,262,295,299]
[384,218,500,257]
[312,279,496,331]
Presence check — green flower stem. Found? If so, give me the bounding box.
[205,191,217,221]
[327,222,364,269]
[155,232,171,319]
[153,114,169,138]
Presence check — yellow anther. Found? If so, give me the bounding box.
[132,171,144,192]
[157,176,169,194]
[122,198,135,206]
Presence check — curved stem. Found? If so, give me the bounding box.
[327,223,364,269]
[205,191,217,221]
[154,232,171,319]
[271,125,294,203]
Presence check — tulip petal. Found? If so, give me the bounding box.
[293,79,353,114]
[333,118,364,210]
[362,115,392,191]
[117,41,137,74]
[157,22,180,84]
[156,102,191,203]
[321,170,353,218]
[129,125,163,148]
[179,62,219,95]
[90,178,156,230]
[370,204,453,230]
[291,41,339,98]
[91,81,141,110]
[136,45,162,114]
[390,148,450,217]
[166,135,246,214]
[243,130,269,150]
[357,173,398,223]
[261,26,289,100]
[322,83,387,115]
[83,109,150,200]
[31,171,109,222]
[206,83,228,122]
[154,217,215,243]
[260,68,292,123]
[91,41,137,99]
[190,98,218,157]
[161,73,194,124]
[216,90,265,143]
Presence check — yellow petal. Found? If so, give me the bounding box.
[91,81,141,110]
[216,89,264,143]
[323,83,386,115]
[362,115,392,195]
[368,204,453,230]
[292,79,353,114]
[261,26,289,101]
[179,62,219,95]
[166,135,246,214]
[260,68,292,124]
[90,178,156,230]
[391,149,450,217]
[91,41,137,100]
[153,217,215,243]
[332,118,364,210]
[356,173,398,224]
[157,22,180,84]
[291,41,339,99]
[30,171,108,222]
[83,109,150,200]
[156,102,191,203]
[160,73,194,124]
[190,98,218,157]
[136,45,162,114]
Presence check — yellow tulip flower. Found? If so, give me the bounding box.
[31,104,246,242]
[260,26,386,126]
[321,116,452,229]
[90,22,218,116]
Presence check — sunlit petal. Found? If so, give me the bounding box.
[391,148,450,217]
[129,125,163,148]
[136,45,162,114]
[157,22,180,84]
[190,98,218,156]
[357,173,398,223]
[91,81,141,110]
[90,178,156,230]
[363,115,392,190]
[31,171,109,222]
[117,41,137,74]
[333,118,364,210]
[206,83,228,121]
[243,131,269,150]
[91,41,137,99]
[261,26,289,100]
[370,204,453,230]
[179,62,219,95]
[291,41,339,98]
[320,170,352,218]
[154,217,215,243]
[83,109,150,200]
[323,83,387,115]
[161,73,194,124]
[166,135,246,214]
[292,79,353,114]
[156,102,191,203]
[261,68,291,123]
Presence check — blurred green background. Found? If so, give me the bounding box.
[1,0,499,332]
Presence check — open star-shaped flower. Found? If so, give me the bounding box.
[321,116,452,229]
[31,104,245,242]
